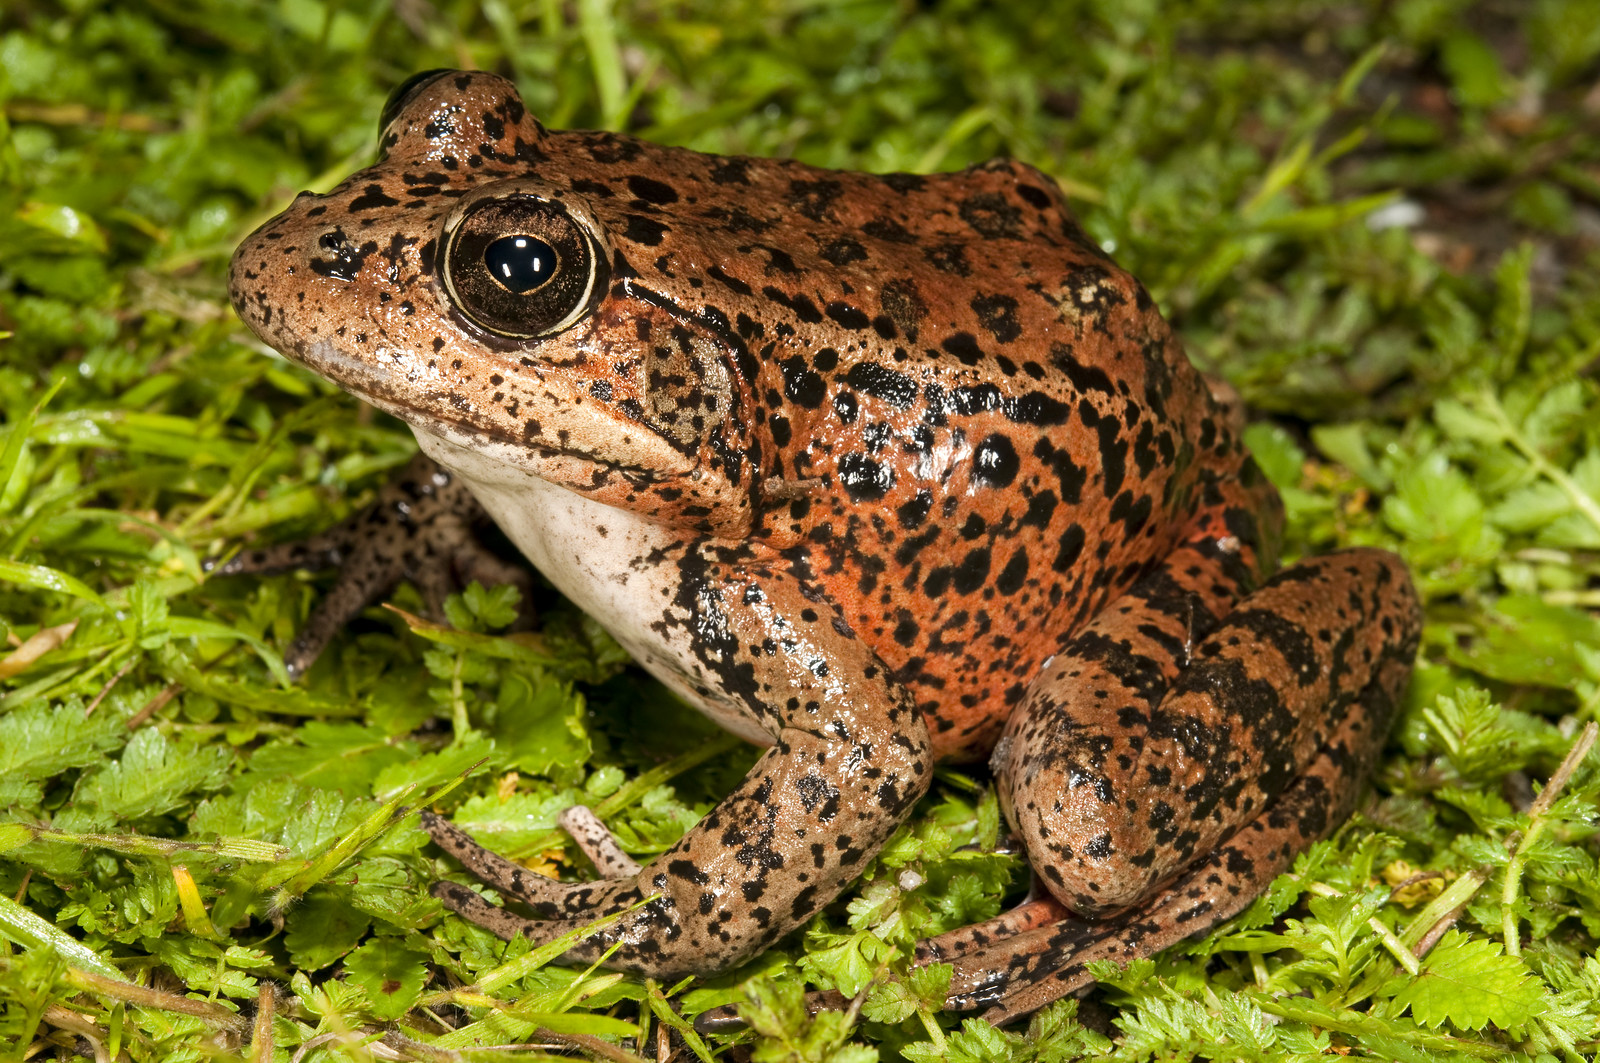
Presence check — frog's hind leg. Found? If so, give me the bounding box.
[974,544,1419,1021]
[938,689,1393,1023]
[1000,547,1419,918]
[206,454,532,676]
[696,697,1394,1036]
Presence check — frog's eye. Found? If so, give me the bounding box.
[440,194,608,339]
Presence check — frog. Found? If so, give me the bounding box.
[223,69,1422,1023]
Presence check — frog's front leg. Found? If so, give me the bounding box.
[423,549,934,977]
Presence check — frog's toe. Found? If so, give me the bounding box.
[429,879,547,941]
[429,877,624,950]
[559,805,642,878]
[421,809,576,916]
[914,894,1071,965]
[204,530,353,579]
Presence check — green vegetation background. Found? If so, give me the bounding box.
[3,0,1600,1059]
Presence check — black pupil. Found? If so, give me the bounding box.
[484,235,556,294]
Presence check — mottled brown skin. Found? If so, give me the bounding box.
[225,70,1422,1021]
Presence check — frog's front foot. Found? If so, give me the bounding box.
[205,454,533,677]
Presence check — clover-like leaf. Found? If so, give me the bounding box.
[344,936,429,1020]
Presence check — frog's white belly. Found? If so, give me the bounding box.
[413,429,775,748]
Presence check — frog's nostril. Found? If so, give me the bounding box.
[310,228,367,282]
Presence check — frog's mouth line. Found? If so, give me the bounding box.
[291,336,673,486]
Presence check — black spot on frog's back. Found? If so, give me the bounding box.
[971,292,1022,344]
[995,549,1030,595]
[1052,343,1116,395]
[780,356,826,409]
[1014,182,1055,209]
[826,302,871,330]
[582,134,644,164]
[845,363,916,409]
[818,237,868,265]
[942,332,984,367]
[569,177,614,199]
[623,215,671,246]
[628,175,680,205]
[959,192,1022,239]
[710,156,751,185]
[971,434,1020,489]
[924,242,970,276]
[838,453,894,501]
[348,184,400,211]
[788,179,843,222]
[880,172,927,194]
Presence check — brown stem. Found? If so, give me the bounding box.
[124,682,180,730]
[250,983,276,1063]
[65,967,245,1033]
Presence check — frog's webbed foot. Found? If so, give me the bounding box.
[205,454,533,677]
[429,878,580,941]
[417,806,643,915]
[422,807,653,959]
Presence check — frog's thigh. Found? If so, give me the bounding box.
[1000,547,1420,917]
[947,680,1402,1023]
